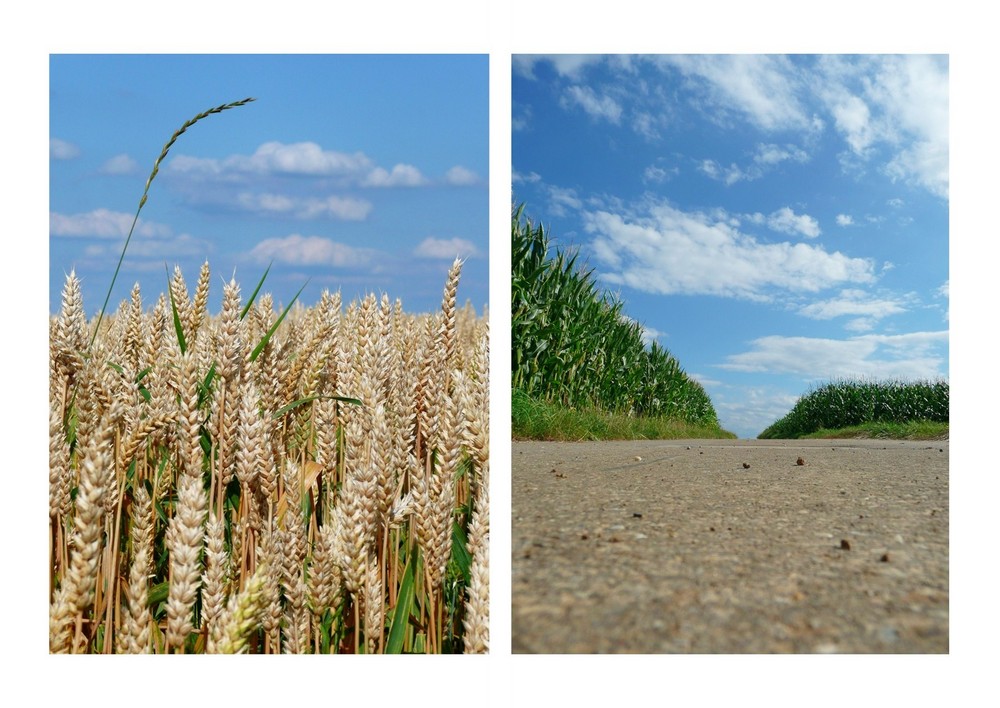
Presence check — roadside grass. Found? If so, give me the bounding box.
[759,378,949,440]
[800,420,949,441]
[513,389,735,441]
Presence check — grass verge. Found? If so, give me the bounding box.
[513,389,735,441]
[800,420,949,441]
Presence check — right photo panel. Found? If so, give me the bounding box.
[511,54,949,654]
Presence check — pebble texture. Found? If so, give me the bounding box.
[512,439,948,653]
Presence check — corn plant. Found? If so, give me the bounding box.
[512,203,720,428]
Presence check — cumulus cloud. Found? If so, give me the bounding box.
[50,209,172,239]
[767,207,821,238]
[444,165,480,186]
[836,214,854,226]
[583,201,875,301]
[561,85,623,124]
[414,237,480,259]
[362,164,427,187]
[50,138,80,160]
[249,234,378,268]
[168,141,436,190]
[719,331,948,380]
[100,154,138,175]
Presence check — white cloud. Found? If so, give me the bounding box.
[362,164,427,187]
[100,153,138,175]
[753,143,809,165]
[50,138,80,160]
[547,186,583,217]
[583,201,875,301]
[513,55,605,80]
[661,55,811,132]
[561,85,623,124]
[444,165,479,186]
[699,159,748,185]
[767,207,821,238]
[836,214,854,226]
[819,55,948,199]
[168,141,435,190]
[719,331,948,380]
[249,234,378,268]
[797,288,909,322]
[642,165,674,183]
[235,193,372,220]
[414,237,480,259]
[512,170,542,184]
[50,209,172,239]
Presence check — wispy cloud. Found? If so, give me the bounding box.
[719,330,948,380]
[444,165,480,186]
[583,199,874,301]
[660,54,813,132]
[249,234,379,268]
[50,209,172,239]
[836,214,854,226]
[797,288,910,324]
[415,237,479,259]
[100,154,139,175]
[561,84,623,124]
[235,193,372,220]
[51,138,80,160]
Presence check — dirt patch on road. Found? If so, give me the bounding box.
[512,439,948,653]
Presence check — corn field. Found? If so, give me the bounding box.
[758,378,949,439]
[48,258,489,653]
[512,203,720,428]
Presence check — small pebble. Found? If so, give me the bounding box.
[632,512,643,518]
[880,553,890,562]
[796,457,806,466]
[742,462,750,469]
[840,539,852,550]
[634,455,643,461]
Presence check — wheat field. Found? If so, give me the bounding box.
[48,257,489,653]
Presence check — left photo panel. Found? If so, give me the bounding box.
[48,54,489,654]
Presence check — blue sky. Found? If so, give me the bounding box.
[50,54,488,317]
[512,55,949,438]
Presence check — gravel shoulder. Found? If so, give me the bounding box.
[512,439,948,653]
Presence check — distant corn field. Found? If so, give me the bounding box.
[48,258,489,653]
[757,378,948,440]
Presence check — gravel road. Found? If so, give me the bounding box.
[512,439,948,653]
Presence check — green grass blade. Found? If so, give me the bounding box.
[451,520,472,585]
[385,547,418,654]
[239,261,272,321]
[166,265,187,355]
[249,280,309,363]
[271,394,363,419]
